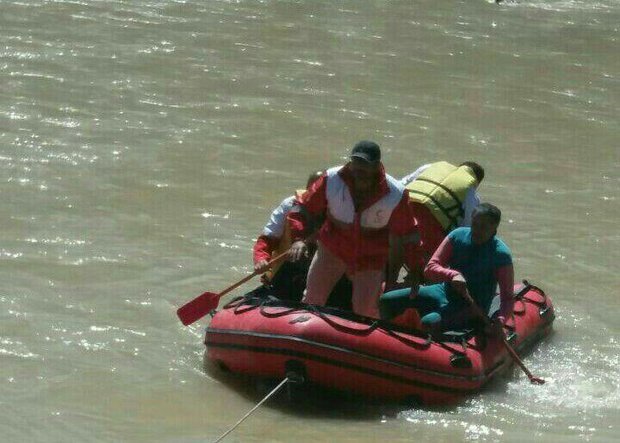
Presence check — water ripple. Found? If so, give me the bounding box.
[0,338,41,360]
[9,71,65,82]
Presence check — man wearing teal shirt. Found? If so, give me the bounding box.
[379,203,514,332]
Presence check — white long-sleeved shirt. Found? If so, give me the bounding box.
[261,195,296,237]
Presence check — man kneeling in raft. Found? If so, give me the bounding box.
[379,203,514,333]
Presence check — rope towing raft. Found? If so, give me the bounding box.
[212,376,293,443]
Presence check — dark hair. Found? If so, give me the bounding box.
[473,202,501,225]
[306,170,325,189]
[460,161,485,183]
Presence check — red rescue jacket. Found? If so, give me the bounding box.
[288,163,417,272]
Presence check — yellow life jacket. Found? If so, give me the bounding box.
[405,162,477,231]
[265,189,306,281]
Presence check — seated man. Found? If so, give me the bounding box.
[252,171,324,301]
[379,203,514,334]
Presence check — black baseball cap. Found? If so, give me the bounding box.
[350,140,381,164]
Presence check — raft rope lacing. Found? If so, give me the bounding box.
[212,377,290,443]
[217,281,549,362]
[225,294,438,345]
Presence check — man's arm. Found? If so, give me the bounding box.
[424,236,460,282]
[495,264,515,322]
[386,192,420,289]
[386,234,404,290]
[424,237,469,296]
[401,163,431,186]
[287,175,328,261]
[461,188,481,227]
[253,235,280,273]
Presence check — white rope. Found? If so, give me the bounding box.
[212,377,290,443]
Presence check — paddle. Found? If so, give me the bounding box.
[462,289,545,385]
[177,251,289,326]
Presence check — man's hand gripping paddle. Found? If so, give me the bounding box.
[462,289,545,385]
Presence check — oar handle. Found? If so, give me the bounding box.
[218,250,289,298]
[462,289,545,385]
[461,290,487,323]
[500,337,544,384]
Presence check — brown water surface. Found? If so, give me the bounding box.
[1,1,618,442]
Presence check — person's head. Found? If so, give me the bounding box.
[349,140,382,192]
[460,161,485,184]
[306,170,325,189]
[471,203,501,245]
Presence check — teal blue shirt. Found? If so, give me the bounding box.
[447,227,512,311]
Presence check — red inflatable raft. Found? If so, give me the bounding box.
[205,281,553,405]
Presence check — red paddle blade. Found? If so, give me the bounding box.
[176,291,220,326]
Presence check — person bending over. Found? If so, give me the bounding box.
[397,161,485,285]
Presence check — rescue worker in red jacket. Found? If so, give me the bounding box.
[287,141,419,318]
